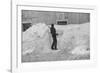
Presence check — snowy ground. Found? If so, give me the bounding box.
[22,23,90,62]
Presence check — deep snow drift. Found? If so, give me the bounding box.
[22,23,90,62]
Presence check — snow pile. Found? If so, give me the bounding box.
[22,23,51,55]
[71,45,89,55]
[55,23,90,55]
[23,23,49,41]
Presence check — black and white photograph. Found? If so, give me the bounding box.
[22,10,90,62]
[8,0,98,72]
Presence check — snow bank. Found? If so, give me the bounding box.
[55,23,90,55]
[22,23,51,55]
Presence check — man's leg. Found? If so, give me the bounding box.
[54,40,57,50]
[51,40,54,50]
[53,37,57,50]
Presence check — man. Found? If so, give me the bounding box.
[50,24,58,50]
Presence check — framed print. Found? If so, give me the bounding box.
[11,0,97,73]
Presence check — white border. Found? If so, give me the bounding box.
[12,1,97,73]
